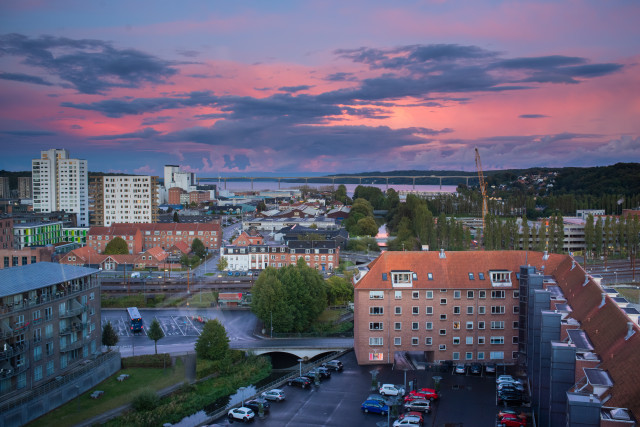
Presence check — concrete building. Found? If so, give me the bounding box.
[89,175,159,227]
[18,177,31,199]
[0,263,101,400]
[163,165,196,194]
[31,149,89,227]
[221,240,339,272]
[13,222,64,250]
[168,187,186,205]
[0,177,9,199]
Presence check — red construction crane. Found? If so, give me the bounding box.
[475,148,488,235]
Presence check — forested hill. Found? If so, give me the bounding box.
[333,163,640,196]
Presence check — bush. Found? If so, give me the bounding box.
[123,354,172,369]
[132,389,160,412]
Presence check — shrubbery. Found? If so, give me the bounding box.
[131,389,160,412]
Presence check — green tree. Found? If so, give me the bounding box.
[102,321,119,350]
[191,238,206,259]
[325,276,353,305]
[356,217,379,236]
[104,237,129,255]
[334,184,348,204]
[173,211,180,223]
[217,257,228,271]
[521,215,530,251]
[147,319,165,354]
[195,319,229,361]
[584,214,595,259]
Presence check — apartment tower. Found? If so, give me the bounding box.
[89,175,159,227]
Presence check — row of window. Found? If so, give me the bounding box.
[369,320,519,331]
[370,290,518,299]
[368,305,515,315]
[369,336,517,346]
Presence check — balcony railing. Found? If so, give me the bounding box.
[0,360,29,379]
[59,323,84,336]
[60,340,84,352]
[0,279,99,316]
[0,342,29,362]
[59,306,87,319]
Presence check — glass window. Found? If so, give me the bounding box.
[412,337,419,346]
[425,322,433,330]
[412,322,419,330]
[467,290,474,299]
[395,291,402,299]
[425,337,432,345]
[467,306,474,315]
[468,273,474,280]
[426,291,433,299]
[426,306,433,315]
[395,306,402,315]
[394,337,401,346]
[412,306,419,315]
[369,337,383,345]
[412,291,419,299]
[452,352,460,360]
[394,322,402,330]
[466,336,473,345]
[478,352,485,360]
[453,337,460,345]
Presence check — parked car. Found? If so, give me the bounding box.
[393,414,423,426]
[498,413,527,426]
[498,382,525,392]
[261,389,285,401]
[288,376,311,389]
[410,388,439,401]
[497,391,524,405]
[403,399,431,413]
[323,360,343,371]
[304,371,322,382]
[470,363,482,375]
[366,394,388,405]
[454,364,467,374]
[379,384,405,396]
[497,375,522,385]
[498,409,527,421]
[395,411,424,425]
[244,398,270,414]
[314,366,332,378]
[361,399,389,415]
[228,407,255,422]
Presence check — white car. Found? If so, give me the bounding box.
[261,389,286,401]
[379,384,405,396]
[228,407,255,422]
[497,375,522,384]
[498,382,525,392]
[393,417,422,426]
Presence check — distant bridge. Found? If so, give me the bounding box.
[229,337,353,359]
[198,175,478,190]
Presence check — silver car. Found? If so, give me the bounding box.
[261,389,286,401]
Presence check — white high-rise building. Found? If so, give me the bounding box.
[90,175,158,227]
[31,149,89,227]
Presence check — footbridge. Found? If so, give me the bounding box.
[229,337,353,359]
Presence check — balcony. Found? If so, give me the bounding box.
[0,360,29,379]
[60,340,84,352]
[59,323,84,335]
[0,342,29,362]
[59,306,87,319]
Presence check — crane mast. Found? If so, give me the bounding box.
[475,148,488,237]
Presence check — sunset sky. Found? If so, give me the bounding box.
[1,1,638,175]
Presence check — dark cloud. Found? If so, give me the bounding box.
[278,85,313,93]
[176,49,200,58]
[70,124,83,129]
[1,130,56,136]
[519,114,548,119]
[496,55,586,69]
[194,113,230,120]
[0,33,178,94]
[324,72,357,82]
[223,154,251,170]
[141,116,172,125]
[0,72,53,86]
[89,127,161,140]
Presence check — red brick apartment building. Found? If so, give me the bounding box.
[88,221,222,254]
[354,250,640,425]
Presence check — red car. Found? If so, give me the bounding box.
[404,388,439,402]
[498,413,527,427]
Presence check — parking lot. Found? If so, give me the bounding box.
[209,351,504,426]
[103,311,206,338]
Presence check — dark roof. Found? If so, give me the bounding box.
[567,329,594,351]
[0,262,98,298]
[287,240,337,250]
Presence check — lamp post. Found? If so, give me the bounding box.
[614,271,618,284]
[239,386,246,407]
[187,268,191,294]
[298,358,303,376]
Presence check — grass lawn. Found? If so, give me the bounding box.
[27,359,185,427]
[616,287,640,304]
[317,308,348,323]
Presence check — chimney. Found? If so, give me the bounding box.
[582,275,590,287]
[625,322,636,341]
[439,249,446,259]
[598,293,607,309]
[543,250,549,260]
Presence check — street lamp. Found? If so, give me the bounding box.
[614,271,618,284]
[298,358,303,376]
[239,386,247,407]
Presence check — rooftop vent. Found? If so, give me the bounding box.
[571,260,575,271]
[582,276,590,287]
[543,250,549,260]
[439,249,446,259]
[610,408,631,421]
[599,293,607,309]
[625,322,636,341]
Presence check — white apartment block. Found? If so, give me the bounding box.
[90,176,158,227]
[31,149,89,227]
[164,165,196,191]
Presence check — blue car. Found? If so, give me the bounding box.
[361,399,389,415]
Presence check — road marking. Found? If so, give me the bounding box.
[171,315,186,336]
[186,316,201,335]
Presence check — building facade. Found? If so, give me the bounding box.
[168,187,186,205]
[18,177,32,199]
[0,263,101,400]
[13,222,64,249]
[0,215,13,250]
[0,177,9,198]
[90,175,159,227]
[31,149,89,227]
[1,246,54,270]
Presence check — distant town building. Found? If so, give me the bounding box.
[0,176,10,198]
[576,209,605,219]
[0,245,54,269]
[89,175,159,227]
[13,221,64,249]
[87,222,222,254]
[0,215,13,250]
[18,177,32,199]
[31,149,89,227]
[168,187,186,205]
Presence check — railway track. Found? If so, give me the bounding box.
[100,279,254,294]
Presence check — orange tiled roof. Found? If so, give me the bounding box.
[355,250,565,290]
[145,246,169,261]
[169,241,191,254]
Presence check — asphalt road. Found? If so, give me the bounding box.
[102,308,259,357]
[208,351,499,427]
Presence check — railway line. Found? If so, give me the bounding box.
[100,278,255,294]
